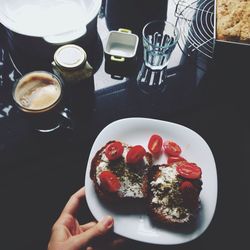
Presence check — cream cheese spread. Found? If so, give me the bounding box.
[96,143,148,198]
[150,165,192,220]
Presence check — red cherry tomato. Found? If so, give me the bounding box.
[163,140,182,156]
[179,181,199,209]
[99,171,121,192]
[176,162,202,180]
[167,156,186,164]
[126,145,146,164]
[179,181,196,192]
[105,141,124,161]
[148,134,163,155]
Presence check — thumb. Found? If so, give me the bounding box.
[72,216,114,248]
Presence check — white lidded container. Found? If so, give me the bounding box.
[0,0,102,61]
[0,0,101,41]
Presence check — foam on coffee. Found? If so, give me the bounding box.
[14,72,61,111]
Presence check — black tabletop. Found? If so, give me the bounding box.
[0,4,249,250]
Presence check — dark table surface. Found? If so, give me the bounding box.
[0,4,249,250]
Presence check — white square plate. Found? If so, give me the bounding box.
[85,117,217,245]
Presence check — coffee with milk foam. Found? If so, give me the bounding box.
[14,72,61,112]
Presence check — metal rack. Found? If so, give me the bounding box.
[174,0,215,61]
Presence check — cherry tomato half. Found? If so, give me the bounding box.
[176,162,202,180]
[105,141,124,161]
[99,171,121,192]
[163,140,182,156]
[126,145,146,164]
[167,156,186,164]
[179,181,199,209]
[148,134,163,155]
[179,180,196,192]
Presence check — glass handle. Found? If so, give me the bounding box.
[59,108,73,131]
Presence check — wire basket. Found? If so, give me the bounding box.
[175,0,215,64]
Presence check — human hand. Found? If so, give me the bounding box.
[48,187,116,250]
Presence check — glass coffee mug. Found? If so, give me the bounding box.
[137,20,180,94]
[12,71,71,132]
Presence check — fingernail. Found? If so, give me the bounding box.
[100,215,113,229]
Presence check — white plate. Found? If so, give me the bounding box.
[85,118,217,245]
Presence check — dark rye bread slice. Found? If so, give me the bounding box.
[90,140,153,203]
[148,164,202,226]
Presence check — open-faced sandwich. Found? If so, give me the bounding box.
[148,162,202,225]
[90,135,203,227]
[90,140,153,203]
